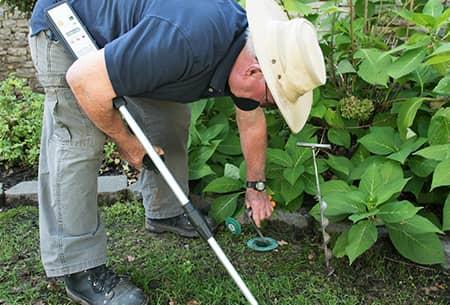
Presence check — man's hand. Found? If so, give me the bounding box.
[245,189,274,227]
[116,135,163,170]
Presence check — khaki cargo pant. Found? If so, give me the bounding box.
[29,30,190,277]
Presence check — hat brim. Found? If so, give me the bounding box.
[246,0,312,133]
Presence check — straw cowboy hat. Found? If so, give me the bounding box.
[246,0,326,133]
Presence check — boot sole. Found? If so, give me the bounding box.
[145,222,199,238]
[66,287,149,305]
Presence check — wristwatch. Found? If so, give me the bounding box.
[246,180,266,192]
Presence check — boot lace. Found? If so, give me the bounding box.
[88,265,121,295]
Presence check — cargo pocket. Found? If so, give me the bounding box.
[50,87,105,150]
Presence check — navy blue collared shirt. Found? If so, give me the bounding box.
[30,0,259,109]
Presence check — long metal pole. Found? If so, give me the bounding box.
[117,104,259,305]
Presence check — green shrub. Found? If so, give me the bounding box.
[198,0,449,266]
[0,75,43,167]
[0,0,36,14]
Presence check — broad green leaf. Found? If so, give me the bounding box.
[360,162,406,205]
[333,230,349,258]
[336,60,356,74]
[304,173,324,196]
[431,158,450,190]
[189,164,215,180]
[203,177,242,193]
[350,156,386,180]
[394,98,424,140]
[358,127,401,155]
[310,103,327,119]
[281,179,305,204]
[320,180,353,197]
[429,43,450,57]
[283,165,305,186]
[267,148,293,167]
[211,97,235,116]
[386,38,431,55]
[283,0,313,15]
[388,137,427,164]
[432,76,450,96]
[387,226,444,265]
[189,100,207,125]
[189,140,221,165]
[217,133,241,155]
[378,201,422,223]
[376,178,410,206]
[435,8,450,28]
[355,49,391,86]
[425,54,450,65]
[349,210,379,223]
[328,128,351,148]
[346,221,378,264]
[290,147,312,168]
[443,194,450,231]
[209,193,240,223]
[200,123,226,143]
[320,2,340,14]
[323,190,367,217]
[390,214,443,234]
[305,159,328,175]
[388,50,427,79]
[360,160,404,188]
[351,145,371,167]
[414,144,450,161]
[224,163,240,180]
[395,10,436,29]
[324,109,345,128]
[408,156,438,177]
[423,0,443,17]
[239,160,247,181]
[326,154,353,177]
[428,108,450,145]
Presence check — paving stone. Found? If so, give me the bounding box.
[236,209,310,230]
[4,176,129,206]
[5,180,38,205]
[441,235,450,270]
[98,175,129,203]
[271,210,310,229]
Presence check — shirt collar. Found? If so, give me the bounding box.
[209,29,247,94]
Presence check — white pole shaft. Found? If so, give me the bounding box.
[297,142,332,149]
[208,238,259,305]
[119,105,259,305]
[118,105,189,206]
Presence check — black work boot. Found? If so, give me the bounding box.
[64,265,148,305]
[145,213,216,238]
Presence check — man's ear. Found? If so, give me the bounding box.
[245,63,263,77]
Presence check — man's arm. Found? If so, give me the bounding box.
[65,49,149,168]
[235,106,273,227]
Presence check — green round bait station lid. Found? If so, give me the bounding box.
[247,237,278,252]
[225,217,242,235]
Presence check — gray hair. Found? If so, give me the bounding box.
[244,30,256,57]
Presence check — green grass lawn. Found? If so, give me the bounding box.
[0,202,448,305]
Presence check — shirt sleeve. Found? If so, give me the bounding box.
[104,15,194,97]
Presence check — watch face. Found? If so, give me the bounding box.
[255,181,265,191]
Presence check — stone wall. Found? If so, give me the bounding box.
[0,5,38,88]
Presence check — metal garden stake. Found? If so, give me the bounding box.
[297,142,333,273]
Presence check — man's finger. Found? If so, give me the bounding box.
[254,214,261,227]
